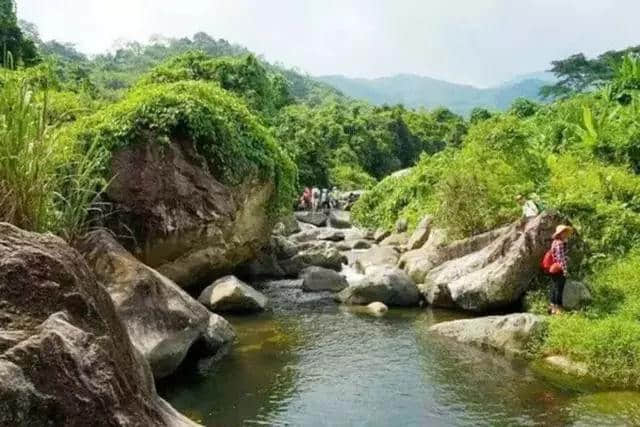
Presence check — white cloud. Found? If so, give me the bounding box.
[16,0,640,86]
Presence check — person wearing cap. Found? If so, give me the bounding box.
[547,225,573,314]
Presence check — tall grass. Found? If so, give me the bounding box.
[0,68,106,240]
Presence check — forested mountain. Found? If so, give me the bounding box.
[316,73,554,115]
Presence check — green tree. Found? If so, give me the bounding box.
[0,0,39,66]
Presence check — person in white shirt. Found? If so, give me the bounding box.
[517,194,539,218]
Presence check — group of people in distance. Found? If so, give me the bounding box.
[517,194,573,315]
[299,187,339,212]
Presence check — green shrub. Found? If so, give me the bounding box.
[329,164,377,190]
[68,80,297,215]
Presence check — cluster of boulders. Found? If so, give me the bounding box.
[1,137,284,426]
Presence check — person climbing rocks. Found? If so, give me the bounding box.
[542,224,573,315]
[517,194,540,218]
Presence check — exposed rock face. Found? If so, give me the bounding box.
[354,246,400,274]
[301,267,349,292]
[422,213,562,312]
[198,275,268,313]
[0,223,197,426]
[328,210,352,229]
[78,230,233,379]
[103,139,274,289]
[295,211,328,227]
[336,239,372,251]
[543,355,589,376]
[273,215,301,236]
[429,313,547,357]
[337,266,420,307]
[407,215,433,250]
[417,283,455,308]
[562,280,592,310]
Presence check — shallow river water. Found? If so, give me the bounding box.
[159,279,640,426]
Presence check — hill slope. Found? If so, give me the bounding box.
[316,73,554,115]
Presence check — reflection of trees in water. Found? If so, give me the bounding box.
[158,314,303,427]
[413,313,576,427]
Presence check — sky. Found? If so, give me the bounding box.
[16,0,640,87]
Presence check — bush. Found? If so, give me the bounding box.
[329,164,377,191]
[68,80,297,215]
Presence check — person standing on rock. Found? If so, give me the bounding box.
[517,194,540,218]
[312,187,320,212]
[542,225,573,314]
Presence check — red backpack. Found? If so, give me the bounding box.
[541,250,554,273]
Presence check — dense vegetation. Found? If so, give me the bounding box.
[353,53,640,386]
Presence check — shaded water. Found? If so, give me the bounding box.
[159,280,640,426]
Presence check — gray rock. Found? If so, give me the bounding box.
[78,230,233,380]
[273,214,301,236]
[0,223,197,427]
[418,283,455,308]
[423,213,563,312]
[396,218,409,233]
[199,276,268,313]
[562,280,592,310]
[407,215,433,250]
[291,227,344,243]
[543,355,589,376]
[293,244,347,271]
[295,211,328,227]
[201,314,236,353]
[354,246,400,274]
[380,232,409,247]
[301,266,349,292]
[429,313,547,357]
[374,228,391,243]
[337,239,372,251]
[367,302,389,316]
[337,266,421,307]
[329,210,352,229]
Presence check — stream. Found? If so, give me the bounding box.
[159,277,640,427]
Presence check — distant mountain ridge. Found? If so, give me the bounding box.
[315,72,556,115]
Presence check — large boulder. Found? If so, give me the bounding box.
[407,215,433,250]
[77,230,234,379]
[301,266,349,292]
[328,210,352,229]
[0,223,197,426]
[429,313,547,357]
[273,214,301,236]
[337,266,421,307]
[198,275,268,313]
[354,246,400,274]
[295,211,328,227]
[562,280,592,310]
[292,243,347,271]
[423,213,562,312]
[102,139,275,290]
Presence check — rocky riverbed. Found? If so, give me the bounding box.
[0,203,617,426]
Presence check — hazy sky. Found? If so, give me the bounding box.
[17,0,640,87]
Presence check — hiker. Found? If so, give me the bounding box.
[320,188,330,210]
[299,187,312,210]
[311,187,320,212]
[329,187,339,209]
[517,194,539,218]
[541,225,573,314]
